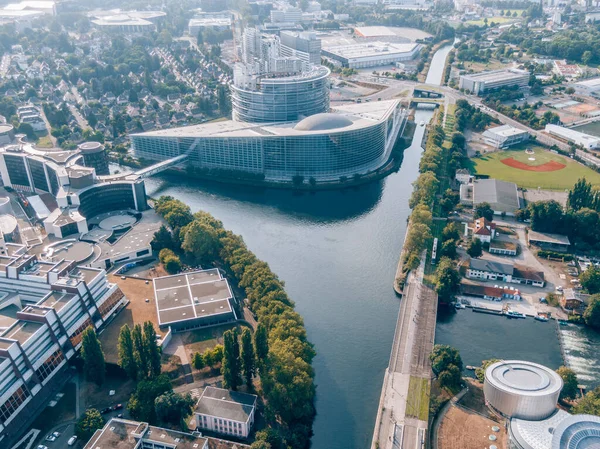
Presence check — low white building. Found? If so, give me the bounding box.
[482,125,529,149]
[573,77,600,97]
[195,387,257,438]
[322,41,422,69]
[545,124,600,149]
[455,168,471,184]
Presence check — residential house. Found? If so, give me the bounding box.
[455,168,472,184]
[561,288,584,311]
[467,258,545,287]
[471,217,496,243]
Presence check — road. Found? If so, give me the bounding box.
[371,251,438,449]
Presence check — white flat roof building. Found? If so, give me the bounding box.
[459,69,530,95]
[322,41,421,68]
[482,124,529,148]
[545,124,600,150]
[573,77,600,97]
[188,16,232,35]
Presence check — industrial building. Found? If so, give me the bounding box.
[0,240,126,448]
[89,10,166,33]
[195,387,257,438]
[131,100,406,184]
[483,360,600,449]
[482,124,529,149]
[467,258,545,287]
[573,77,600,97]
[188,12,232,36]
[460,178,520,216]
[459,69,530,95]
[153,269,236,331]
[545,124,600,150]
[322,41,421,69]
[280,31,322,66]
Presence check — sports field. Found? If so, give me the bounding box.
[472,146,600,190]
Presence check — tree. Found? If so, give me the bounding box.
[240,328,255,387]
[410,171,440,208]
[159,248,181,274]
[128,375,172,423]
[442,222,462,242]
[475,359,500,382]
[405,223,433,255]
[222,328,242,390]
[81,328,105,386]
[181,220,221,264]
[202,344,224,370]
[474,202,494,221]
[132,324,149,380]
[467,238,483,258]
[430,345,463,391]
[192,352,205,370]
[440,239,457,260]
[572,387,600,415]
[151,225,175,252]
[435,257,461,302]
[254,322,269,374]
[143,322,162,379]
[557,366,579,400]
[75,408,104,440]
[17,123,37,141]
[584,295,600,330]
[568,178,595,211]
[118,324,137,380]
[583,51,593,66]
[581,266,600,294]
[155,391,195,426]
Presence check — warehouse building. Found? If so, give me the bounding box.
[322,41,421,69]
[545,124,600,150]
[459,69,530,95]
[460,179,520,216]
[573,76,600,97]
[482,124,529,149]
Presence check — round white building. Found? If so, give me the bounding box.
[484,360,563,420]
[551,414,600,449]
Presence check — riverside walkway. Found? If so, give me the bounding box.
[371,251,438,449]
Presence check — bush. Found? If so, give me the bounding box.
[537,250,574,261]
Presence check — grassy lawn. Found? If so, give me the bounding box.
[466,13,523,26]
[36,135,53,148]
[182,322,250,356]
[472,145,600,190]
[406,376,430,421]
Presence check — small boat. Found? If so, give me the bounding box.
[505,309,526,319]
[419,120,425,126]
[454,302,465,309]
[466,365,476,371]
[535,314,549,322]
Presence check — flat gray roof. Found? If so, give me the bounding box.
[196,386,257,423]
[153,269,233,326]
[528,230,571,246]
[469,258,513,275]
[473,179,520,212]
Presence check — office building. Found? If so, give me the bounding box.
[280,31,322,66]
[131,100,406,184]
[153,269,237,332]
[231,65,330,122]
[270,7,302,23]
[482,125,529,149]
[459,69,530,95]
[3,1,55,15]
[0,125,14,145]
[195,387,257,438]
[0,241,126,448]
[545,124,600,150]
[188,12,232,36]
[0,141,148,238]
[322,41,421,69]
[78,142,109,176]
[85,417,248,449]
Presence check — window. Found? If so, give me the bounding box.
[69,319,92,347]
[35,348,65,382]
[0,386,30,423]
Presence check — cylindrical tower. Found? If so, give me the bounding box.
[78,142,109,176]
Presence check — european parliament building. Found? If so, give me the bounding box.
[130,100,406,183]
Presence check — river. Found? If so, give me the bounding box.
[139,42,600,449]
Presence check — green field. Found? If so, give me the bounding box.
[472,145,600,190]
[466,11,523,26]
[406,376,430,421]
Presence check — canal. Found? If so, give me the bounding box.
[140,42,600,449]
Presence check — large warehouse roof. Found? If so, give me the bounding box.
[323,41,420,61]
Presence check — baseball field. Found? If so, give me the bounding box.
[472,146,600,190]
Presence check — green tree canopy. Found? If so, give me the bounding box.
[572,387,600,415]
[475,358,500,383]
[467,238,483,258]
[474,202,494,221]
[75,408,104,440]
[128,375,172,423]
[222,328,242,390]
[118,324,137,380]
[430,345,463,391]
[584,295,600,330]
[557,366,579,400]
[81,328,105,386]
[241,327,256,387]
[155,391,195,426]
[435,257,461,302]
[581,266,600,295]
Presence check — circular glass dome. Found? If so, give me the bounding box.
[294,113,353,132]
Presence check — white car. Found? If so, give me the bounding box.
[37,445,48,449]
[45,435,56,442]
[68,436,78,446]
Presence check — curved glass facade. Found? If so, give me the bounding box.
[131,102,405,183]
[231,67,331,122]
[77,184,137,218]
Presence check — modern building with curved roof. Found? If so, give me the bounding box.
[231,65,331,123]
[484,360,563,421]
[551,414,600,449]
[130,99,406,184]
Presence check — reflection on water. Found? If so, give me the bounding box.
[149,174,385,223]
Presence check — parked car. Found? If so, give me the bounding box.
[113,403,123,410]
[45,435,56,442]
[68,436,77,446]
[101,407,112,414]
[37,445,48,449]
[52,431,60,438]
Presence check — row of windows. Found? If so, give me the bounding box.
[0,386,29,424]
[69,319,92,348]
[35,348,65,383]
[98,288,124,318]
[28,159,49,193]
[4,155,30,187]
[78,184,136,218]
